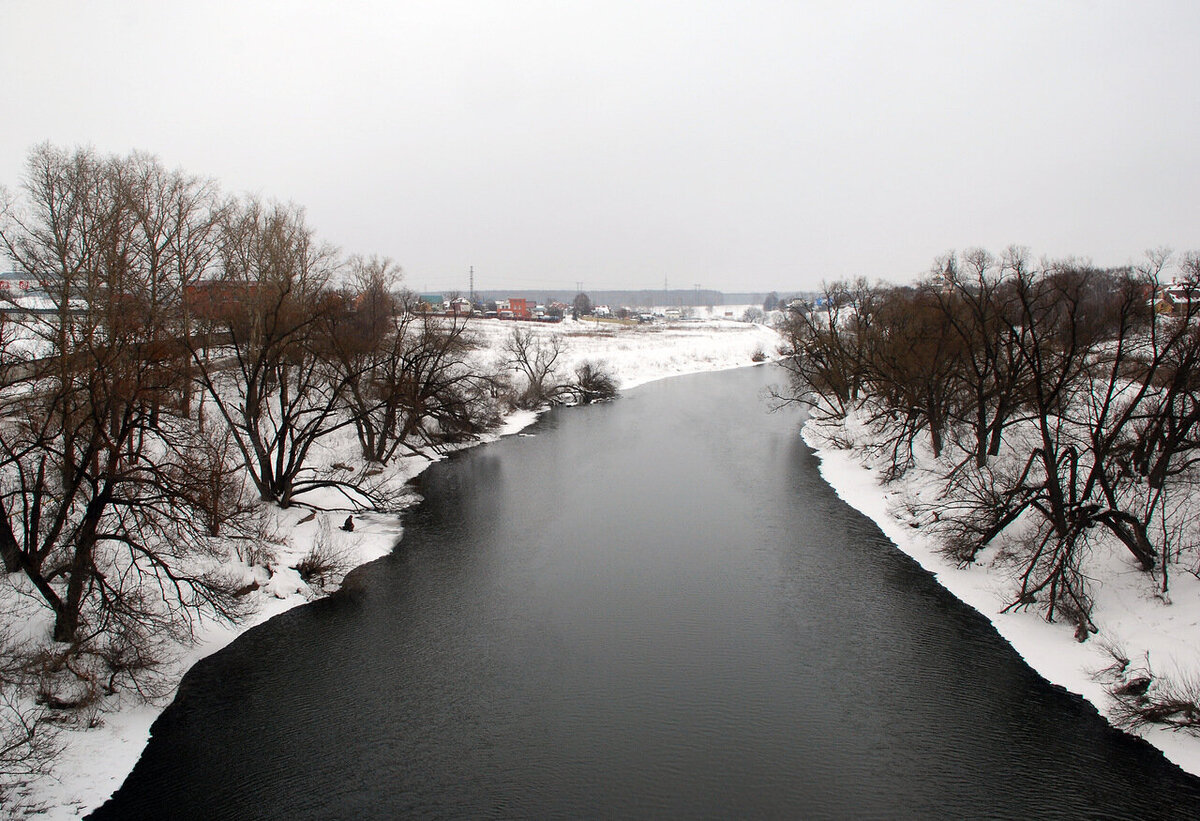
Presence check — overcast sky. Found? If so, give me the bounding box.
[2,1,1198,293]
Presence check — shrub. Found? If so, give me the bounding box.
[571,361,619,404]
[1108,662,1200,735]
[294,519,351,590]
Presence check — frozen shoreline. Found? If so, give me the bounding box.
[801,419,1200,781]
[20,315,778,819]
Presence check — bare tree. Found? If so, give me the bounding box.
[861,285,964,465]
[0,145,245,661]
[125,153,225,420]
[775,245,1200,651]
[504,326,567,408]
[188,197,356,508]
[775,279,882,417]
[328,270,500,464]
[926,248,1031,467]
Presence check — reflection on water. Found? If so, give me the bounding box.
[94,365,1200,819]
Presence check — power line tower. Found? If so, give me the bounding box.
[469,265,475,303]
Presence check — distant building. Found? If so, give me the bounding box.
[1158,281,1200,317]
[184,280,260,322]
[507,298,532,319]
[928,272,955,294]
[417,293,445,312]
[0,271,59,311]
[0,271,55,295]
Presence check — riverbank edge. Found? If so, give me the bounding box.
[800,420,1200,781]
[28,325,777,820]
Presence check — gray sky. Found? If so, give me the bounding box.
[2,1,1198,293]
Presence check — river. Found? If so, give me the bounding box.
[93,364,1200,819]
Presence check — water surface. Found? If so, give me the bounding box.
[95,365,1200,819]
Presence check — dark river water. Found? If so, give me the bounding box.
[94,365,1200,819]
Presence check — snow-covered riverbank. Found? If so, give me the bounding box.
[29,309,1197,817]
[16,313,778,819]
[802,415,1200,780]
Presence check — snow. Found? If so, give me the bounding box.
[470,308,771,391]
[22,307,1199,817]
[802,414,1200,780]
[9,313,778,819]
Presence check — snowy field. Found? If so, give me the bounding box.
[803,414,1200,780]
[13,311,777,819]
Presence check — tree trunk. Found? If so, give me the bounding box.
[0,514,20,573]
[974,407,989,468]
[54,495,107,642]
[1100,512,1157,572]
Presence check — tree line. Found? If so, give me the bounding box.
[778,246,1200,645]
[0,143,614,787]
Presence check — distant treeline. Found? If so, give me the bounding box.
[462,289,790,308]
